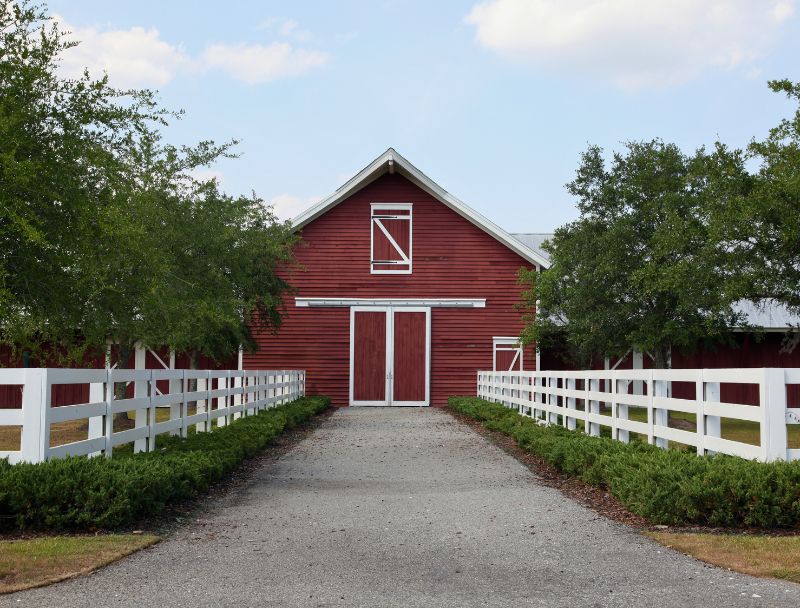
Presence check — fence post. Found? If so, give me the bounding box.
[615,376,629,444]
[19,369,47,463]
[565,377,577,430]
[194,372,211,433]
[133,346,148,453]
[88,378,105,457]
[700,376,721,456]
[645,371,654,445]
[653,378,669,449]
[232,372,242,421]
[147,371,158,452]
[584,378,600,437]
[547,376,558,425]
[215,374,227,428]
[105,370,115,458]
[169,352,181,435]
[761,368,788,462]
[180,370,189,438]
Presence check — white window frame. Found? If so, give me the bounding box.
[370,203,412,275]
[493,337,523,372]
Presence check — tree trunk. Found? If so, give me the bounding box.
[652,346,671,369]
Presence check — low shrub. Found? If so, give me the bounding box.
[449,396,800,528]
[0,396,330,531]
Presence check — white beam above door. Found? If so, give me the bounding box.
[296,297,485,308]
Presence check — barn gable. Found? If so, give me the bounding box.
[292,148,549,269]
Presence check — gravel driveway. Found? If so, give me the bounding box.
[4,407,799,607]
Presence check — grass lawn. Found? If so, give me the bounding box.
[560,406,800,450]
[0,534,159,593]
[0,407,201,452]
[647,531,800,584]
[625,407,800,448]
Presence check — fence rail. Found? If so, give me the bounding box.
[0,368,305,464]
[478,368,800,462]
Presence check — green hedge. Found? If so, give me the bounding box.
[0,396,330,531]
[449,396,800,528]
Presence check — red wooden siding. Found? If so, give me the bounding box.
[353,311,387,401]
[496,350,521,371]
[245,173,536,406]
[594,334,800,408]
[393,311,426,401]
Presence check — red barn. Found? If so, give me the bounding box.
[244,149,548,407]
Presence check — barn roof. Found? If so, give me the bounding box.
[510,233,552,265]
[291,148,551,268]
[734,300,800,330]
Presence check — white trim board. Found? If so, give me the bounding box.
[296,297,485,308]
[290,148,548,269]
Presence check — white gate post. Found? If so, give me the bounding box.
[761,368,788,462]
[20,368,47,463]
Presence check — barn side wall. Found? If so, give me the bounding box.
[244,173,535,406]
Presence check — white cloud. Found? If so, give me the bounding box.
[269,194,321,221]
[257,17,312,42]
[465,0,796,90]
[55,15,190,88]
[54,14,327,88]
[202,42,327,84]
[189,168,224,185]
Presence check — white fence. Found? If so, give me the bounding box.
[478,368,800,462]
[0,368,305,464]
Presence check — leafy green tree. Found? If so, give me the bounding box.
[707,80,800,314]
[520,141,745,368]
[0,0,296,367]
[0,0,169,360]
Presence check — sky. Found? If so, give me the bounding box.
[46,0,800,232]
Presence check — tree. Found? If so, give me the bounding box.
[706,80,800,315]
[0,0,169,360]
[520,141,746,368]
[0,0,297,367]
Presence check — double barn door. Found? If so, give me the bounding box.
[350,306,430,406]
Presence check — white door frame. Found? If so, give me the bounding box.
[349,306,431,407]
[492,336,523,372]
